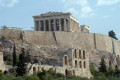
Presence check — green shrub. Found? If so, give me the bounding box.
[6,61,13,65]
[24,75,39,80]
[0,70,3,77]
[96,72,105,78]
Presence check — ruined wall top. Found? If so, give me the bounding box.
[33,12,78,22]
[33,12,71,18]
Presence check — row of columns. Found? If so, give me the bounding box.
[35,18,69,31]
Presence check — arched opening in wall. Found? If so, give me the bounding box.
[73,70,75,75]
[75,60,77,68]
[84,61,86,69]
[38,67,40,71]
[42,67,44,71]
[33,67,36,74]
[65,69,68,76]
[79,50,81,59]
[75,49,77,58]
[109,61,111,66]
[115,65,118,69]
[83,50,85,59]
[64,56,68,65]
[79,61,82,68]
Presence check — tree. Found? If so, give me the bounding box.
[108,30,118,40]
[13,43,16,66]
[99,57,107,73]
[24,51,31,63]
[1,25,7,30]
[16,48,26,76]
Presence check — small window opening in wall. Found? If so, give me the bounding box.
[79,61,82,68]
[42,67,44,71]
[83,50,85,59]
[84,61,86,69]
[115,65,118,69]
[73,70,75,75]
[75,49,77,58]
[65,56,68,65]
[79,50,81,59]
[75,60,77,67]
[33,67,36,74]
[109,61,111,66]
[65,69,68,76]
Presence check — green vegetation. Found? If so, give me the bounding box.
[16,48,26,76]
[108,30,118,40]
[13,43,16,66]
[1,68,120,80]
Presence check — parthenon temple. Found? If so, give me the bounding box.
[33,12,80,32]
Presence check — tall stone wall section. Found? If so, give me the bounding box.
[0,29,120,56]
[95,34,113,53]
[0,29,22,40]
[23,31,57,48]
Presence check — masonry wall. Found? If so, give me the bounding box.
[70,19,80,32]
[0,52,6,71]
[0,29,120,56]
[23,31,57,48]
[0,29,22,40]
[95,34,113,53]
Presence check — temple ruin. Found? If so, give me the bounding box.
[33,12,80,32]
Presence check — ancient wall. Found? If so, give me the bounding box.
[0,29,22,40]
[23,31,57,48]
[23,31,120,56]
[55,32,95,50]
[95,34,113,53]
[0,29,120,56]
[0,52,6,71]
[70,19,80,32]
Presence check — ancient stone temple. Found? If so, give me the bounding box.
[33,12,80,32]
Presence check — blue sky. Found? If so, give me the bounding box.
[0,0,120,39]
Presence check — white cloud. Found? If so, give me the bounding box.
[61,0,88,7]
[97,0,120,6]
[80,6,95,18]
[61,0,95,18]
[67,8,78,16]
[0,0,19,7]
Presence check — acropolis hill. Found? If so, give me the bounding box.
[0,12,120,78]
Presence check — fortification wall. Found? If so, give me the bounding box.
[0,29,120,56]
[112,39,120,55]
[0,29,22,39]
[55,32,95,50]
[0,52,6,71]
[95,34,113,53]
[23,31,57,48]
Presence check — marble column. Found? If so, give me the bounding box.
[64,18,66,31]
[39,21,41,31]
[44,20,46,31]
[59,19,61,31]
[34,21,36,31]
